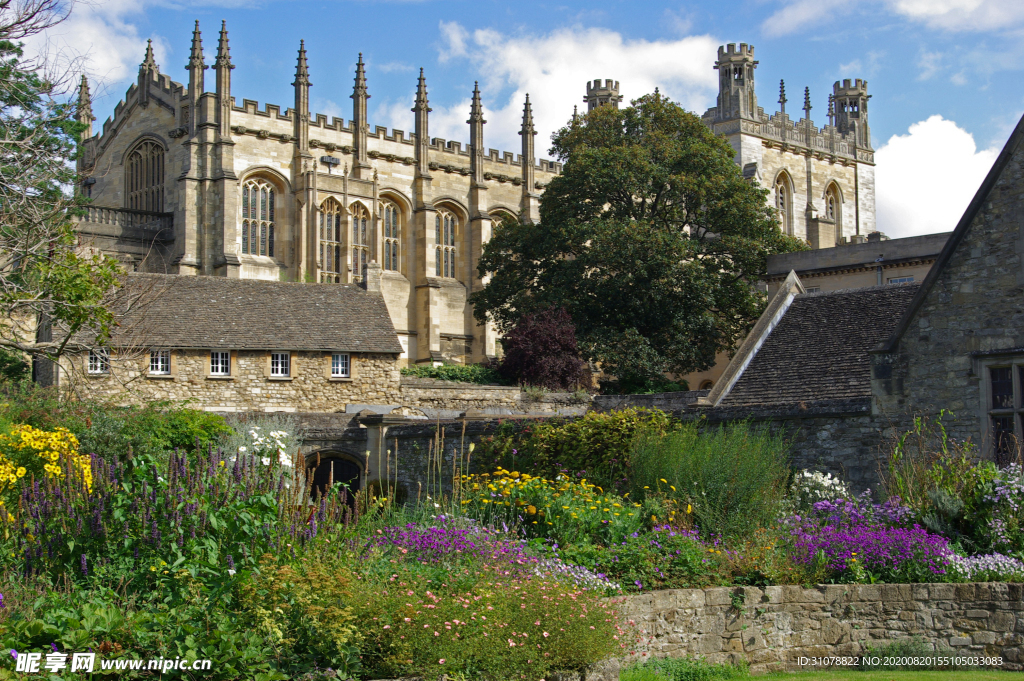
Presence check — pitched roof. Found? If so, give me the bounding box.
[878,109,1024,353]
[105,274,403,354]
[718,283,920,407]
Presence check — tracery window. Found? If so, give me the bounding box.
[825,184,840,223]
[319,198,343,283]
[382,202,400,272]
[241,178,276,257]
[435,209,457,278]
[126,140,164,212]
[774,174,791,235]
[351,203,370,281]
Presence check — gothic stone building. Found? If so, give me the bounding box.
[696,105,1024,485]
[73,26,876,367]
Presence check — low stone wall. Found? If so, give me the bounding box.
[617,583,1024,674]
[399,377,522,417]
[592,391,709,413]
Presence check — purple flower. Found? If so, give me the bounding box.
[51,642,58,653]
[226,554,235,570]
[10,649,16,659]
[80,554,88,577]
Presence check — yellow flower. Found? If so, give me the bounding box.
[686,504,692,514]
[660,479,668,484]
[526,505,537,515]
[15,468,25,478]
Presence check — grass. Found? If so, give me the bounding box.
[763,671,1015,680]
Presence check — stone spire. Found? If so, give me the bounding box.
[468,81,486,187]
[293,41,310,154]
[519,94,538,223]
[137,39,159,108]
[352,53,370,175]
[77,74,93,136]
[827,93,834,127]
[215,21,234,138]
[412,67,431,178]
[572,105,578,123]
[803,86,812,117]
[778,79,787,114]
[186,20,206,127]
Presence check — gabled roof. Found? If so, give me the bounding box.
[103,274,403,354]
[876,110,1024,353]
[701,276,919,408]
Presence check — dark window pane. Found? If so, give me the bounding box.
[242,222,249,254]
[993,415,1016,465]
[992,367,1013,409]
[268,225,274,258]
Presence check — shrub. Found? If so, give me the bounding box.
[401,362,508,385]
[353,567,625,680]
[498,307,591,390]
[0,350,28,383]
[629,421,790,539]
[475,408,674,492]
[785,469,850,513]
[460,468,651,546]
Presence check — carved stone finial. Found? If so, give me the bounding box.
[353,53,368,99]
[77,74,94,124]
[187,20,206,71]
[216,20,233,70]
[778,79,787,114]
[803,86,812,115]
[468,81,485,124]
[293,40,310,86]
[413,67,430,112]
[519,93,535,135]
[141,39,158,71]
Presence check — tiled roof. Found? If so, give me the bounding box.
[105,274,403,354]
[720,284,920,406]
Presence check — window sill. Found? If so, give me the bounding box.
[207,375,234,380]
[147,374,174,380]
[267,376,293,381]
[329,377,353,382]
[86,372,110,378]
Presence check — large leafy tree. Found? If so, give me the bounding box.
[0,0,121,360]
[471,93,805,391]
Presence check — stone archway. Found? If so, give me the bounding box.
[309,454,361,501]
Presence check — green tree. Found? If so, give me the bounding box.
[0,2,121,360]
[471,93,805,392]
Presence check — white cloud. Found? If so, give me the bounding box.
[917,50,943,81]
[875,115,998,238]
[762,0,850,37]
[889,0,1024,31]
[21,0,164,93]
[381,22,720,157]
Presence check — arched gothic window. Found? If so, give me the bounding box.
[320,198,343,283]
[774,174,791,235]
[351,203,369,281]
[435,209,457,278]
[241,178,275,257]
[382,202,400,272]
[825,184,840,222]
[126,140,164,212]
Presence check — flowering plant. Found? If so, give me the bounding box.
[0,425,90,512]
[460,468,648,545]
[784,469,850,513]
[983,464,1024,552]
[950,552,1024,582]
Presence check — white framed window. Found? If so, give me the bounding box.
[88,348,109,374]
[887,276,914,285]
[332,352,351,378]
[804,286,821,293]
[271,352,290,377]
[986,362,1024,465]
[210,351,230,376]
[149,350,170,375]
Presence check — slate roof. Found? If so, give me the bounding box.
[103,274,403,354]
[720,283,920,407]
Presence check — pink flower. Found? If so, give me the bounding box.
[383,625,390,629]
[543,631,549,637]
[439,659,446,664]
[434,631,440,636]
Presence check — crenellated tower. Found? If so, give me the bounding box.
[833,78,871,150]
[713,43,758,122]
[584,79,622,112]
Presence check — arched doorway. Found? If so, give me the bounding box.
[309,455,361,501]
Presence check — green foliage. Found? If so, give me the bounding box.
[353,565,623,680]
[400,362,508,385]
[0,350,28,383]
[623,657,747,681]
[630,421,791,540]
[0,39,122,358]
[475,407,675,492]
[471,92,806,389]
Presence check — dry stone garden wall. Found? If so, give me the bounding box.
[617,582,1024,674]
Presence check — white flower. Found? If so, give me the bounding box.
[261,457,271,466]
[228,569,236,576]
[238,446,247,453]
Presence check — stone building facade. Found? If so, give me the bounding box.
[704,43,876,247]
[73,27,876,369]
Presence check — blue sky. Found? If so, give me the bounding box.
[30,0,1024,238]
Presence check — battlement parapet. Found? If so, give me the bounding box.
[717,42,755,61]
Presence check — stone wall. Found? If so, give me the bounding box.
[398,377,522,416]
[66,349,402,411]
[618,583,1024,674]
[592,391,709,414]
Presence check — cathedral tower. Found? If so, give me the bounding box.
[713,43,758,122]
[833,79,871,149]
[584,79,622,112]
